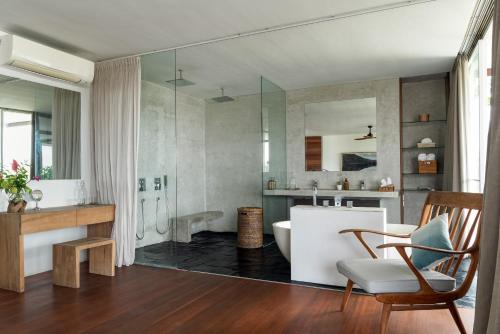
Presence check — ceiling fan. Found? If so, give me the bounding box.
[355,125,376,140]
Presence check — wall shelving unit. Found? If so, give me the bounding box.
[399,73,449,225]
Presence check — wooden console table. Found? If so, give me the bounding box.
[0,204,115,293]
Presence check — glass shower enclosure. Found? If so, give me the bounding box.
[134,56,289,271]
[261,77,288,233]
[135,50,178,267]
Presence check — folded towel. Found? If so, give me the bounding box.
[418,153,427,161]
[427,153,436,161]
[421,137,433,144]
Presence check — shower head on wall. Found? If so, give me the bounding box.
[211,88,234,103]
[165,69,195,87]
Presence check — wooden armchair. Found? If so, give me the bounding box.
[337,191,483,334]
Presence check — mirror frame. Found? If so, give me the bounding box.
[0,66,90,182]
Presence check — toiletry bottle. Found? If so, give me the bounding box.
[268,177,276,190]
[360,180,366,190]
[342,178,350,190]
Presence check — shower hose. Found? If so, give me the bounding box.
[156,192,169,235]
[136,198,146,240]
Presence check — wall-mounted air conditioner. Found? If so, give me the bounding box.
[0,34,94,84]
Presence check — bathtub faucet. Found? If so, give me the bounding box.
[312,180,319,206]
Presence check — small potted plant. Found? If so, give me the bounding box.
[0,160,37,213]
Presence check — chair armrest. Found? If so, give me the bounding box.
[339,228,411,238]
[376,243,474,255]
[338,228,410,259]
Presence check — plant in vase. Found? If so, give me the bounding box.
[0,160,37,213]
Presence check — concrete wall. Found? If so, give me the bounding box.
[177,91,207,218]
[286,79,401,224]
[139,85,262,239]
[205,94,262,232]
[140,77,404,237]
[137,81,206,247]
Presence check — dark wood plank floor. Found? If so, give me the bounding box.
[0,264,474,333]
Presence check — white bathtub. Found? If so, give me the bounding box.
[272,221,291,262]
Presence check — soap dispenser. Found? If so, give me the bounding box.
[342,178,350,190]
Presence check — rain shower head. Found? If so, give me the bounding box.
[165,69,195,87]
[212,88,234,103]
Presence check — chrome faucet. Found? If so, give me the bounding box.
[312,180,319,206]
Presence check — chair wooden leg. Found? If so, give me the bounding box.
[447,301,466,334]
[380,303,392,334]
[340,279,353,311]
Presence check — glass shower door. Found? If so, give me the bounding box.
[135,50,178,268]
[261,77,288,233]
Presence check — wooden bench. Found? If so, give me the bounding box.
[53,237,115,288]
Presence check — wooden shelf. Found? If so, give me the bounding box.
[401,146,444,150]
[403,188,439,192]
[401,120,447,126]
[402,172,443,176]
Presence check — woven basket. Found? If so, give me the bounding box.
[237,207,263,249]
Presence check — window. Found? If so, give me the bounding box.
[1,110,32,176]
[0,109,53,179]
[467,22,492,192]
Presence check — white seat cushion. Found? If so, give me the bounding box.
[337,258,455,294]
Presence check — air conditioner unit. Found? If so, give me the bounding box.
[0,35,94,84]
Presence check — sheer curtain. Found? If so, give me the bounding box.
[443,55,471,192]
[474,3,500,333]
[52,88,81,179]
[92,57,140,267]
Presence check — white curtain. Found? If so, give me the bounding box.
[443,55,472,192]
[474,3,500,333]
[52,88,81,179]
[92,57,140,267]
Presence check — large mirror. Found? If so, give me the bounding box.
[304,97,377,172]
[0,74,81,179]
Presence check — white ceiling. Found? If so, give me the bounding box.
[305,98,376,136]
[0,0,476,98]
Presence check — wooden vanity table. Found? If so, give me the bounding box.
[0,204,115,292]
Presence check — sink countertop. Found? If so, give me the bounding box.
[292,205,386,212]
[263,189,399,198]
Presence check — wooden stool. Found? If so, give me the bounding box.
[53,237,115,288]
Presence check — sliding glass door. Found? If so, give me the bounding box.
[467,22,492,192]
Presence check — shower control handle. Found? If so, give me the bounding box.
[139,178,146,192]
[154,177,162,191]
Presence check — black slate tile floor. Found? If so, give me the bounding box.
[135,231,292,283]
[134,231,476,308]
